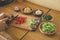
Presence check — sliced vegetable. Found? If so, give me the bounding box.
[16,16,27,24]
[28,20,36,27]
[28,18,40,28]
[42,22,56,33]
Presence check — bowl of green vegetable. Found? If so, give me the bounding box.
[39,22,56,35]
[42,14,53,22]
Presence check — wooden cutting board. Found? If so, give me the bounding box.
[11,12,41,31]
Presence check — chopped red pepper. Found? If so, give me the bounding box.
[16,16,27,24]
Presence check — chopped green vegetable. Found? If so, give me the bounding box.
[42,22,56,33]
[43,14,53,21]
[28,20,36,27]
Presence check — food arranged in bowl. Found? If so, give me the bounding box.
[22,7,33,15]
[39,22,56,35]
[33,9,43,17]
[42,14,53,21]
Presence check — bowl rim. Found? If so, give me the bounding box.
[21,7,33,15]
[42,14,53,21]
[39,22,56,35]
[33,9,43,16]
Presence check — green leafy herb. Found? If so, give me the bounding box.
[43,14,53,21]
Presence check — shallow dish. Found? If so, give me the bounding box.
[39,22,56,35]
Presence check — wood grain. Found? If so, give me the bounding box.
[0,32,15,40]
[6,26,28,40]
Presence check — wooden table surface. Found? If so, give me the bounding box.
[0,32,15,40]
[0,1,60,40]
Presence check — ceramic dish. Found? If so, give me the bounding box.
[33,9,43,17]
[39,22,56,35]
[42,14,53,21]
[22,7,33,15]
